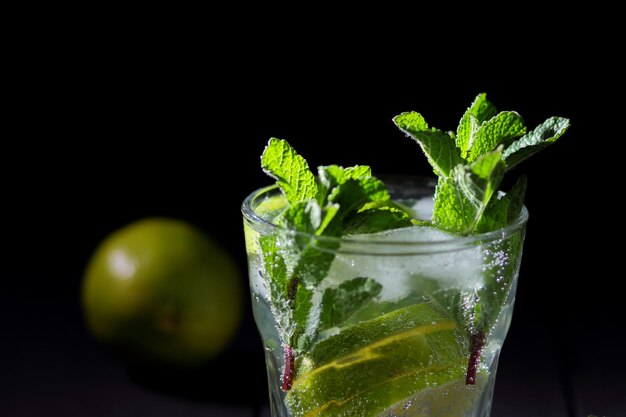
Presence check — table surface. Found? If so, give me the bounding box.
[1,289,624,417]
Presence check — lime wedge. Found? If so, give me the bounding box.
[286,303,477,417]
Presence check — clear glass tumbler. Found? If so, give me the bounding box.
[242,177,528,417]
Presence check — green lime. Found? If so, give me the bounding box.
[286,303,477,417]
[81,218,242,368]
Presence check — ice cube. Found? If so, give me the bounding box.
[412,196,434,220]
[325,226,485,301]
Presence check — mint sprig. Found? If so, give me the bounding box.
[432,149,506,234]
[261,138,318,203]
[259,138,413,389]
[394,112,463,178]
[394,92,570,384]
[394,92,570,235]
[456,92,498,157]
[502,116,570,169]
[318,277,382,330]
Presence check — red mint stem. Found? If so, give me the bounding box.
[466,331,486,385]
[281,345,295,391]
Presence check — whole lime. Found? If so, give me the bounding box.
[81,218,242,368]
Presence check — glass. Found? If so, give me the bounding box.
[242,177,528,417]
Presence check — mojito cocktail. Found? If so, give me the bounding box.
[242,93,569,417]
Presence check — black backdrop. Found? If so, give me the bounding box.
[2,22,624,416]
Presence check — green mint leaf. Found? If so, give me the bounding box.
[391,94,569,390]
[316,203,340,236]
[433,149,506,234]
[318,165,372,188]
[456,93,498,158]
[278,200,322,237]
[502,117,570,169]
[476,176,527,233]
[293,282,314,349]
[342,207,413,235]
[318,165,378,208]
[393,112,464,178]
[398,94,567,236]
[432,175,474,233]
[262,157,412,353]
[261,138,318,204]
[293,245,338,287]
[275,200,338,287]
[392,110,429,130]
[318,277,382,330]
[328,177,389,213]
[467,111,526,162]
[317,164,406,235]
[461,149,506,209]
[278,163,416,351]
[274,200,323,275]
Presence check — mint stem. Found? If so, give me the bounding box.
[287,277,299,302]
[466,331,486,385]
[281,345,295,391]
[281,277,299,392]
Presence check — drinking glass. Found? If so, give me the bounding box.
[242,177,528,417]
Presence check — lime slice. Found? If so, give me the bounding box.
[286,303,477,417]
[379,375,485,417]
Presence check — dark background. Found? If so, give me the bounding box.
[2,18,624,417]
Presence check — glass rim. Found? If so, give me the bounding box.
[241,181,529,255]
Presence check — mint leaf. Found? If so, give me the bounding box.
[342,207,413,235]
[275,201,337,288]
[259,143,415,358]
[433,149,506,234]
[318,165,372,188]
[432,176,473,233]
[262,138,318,204]
[467,111,526,162]
[293,245,338,287]
[393,93,569,387]
[316,203,340,236]
[277,200,322,241]
[502,117,570,169]
[397,93,567,236]
[393,112,464,178]
[317,164,370,206]
[456,93,498,158]
[328,177,389,214]
[319,277,382,330]
[392,110,428,130]
[459,149,506,210]
[476,176,527,233]
[293,282,314,349]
